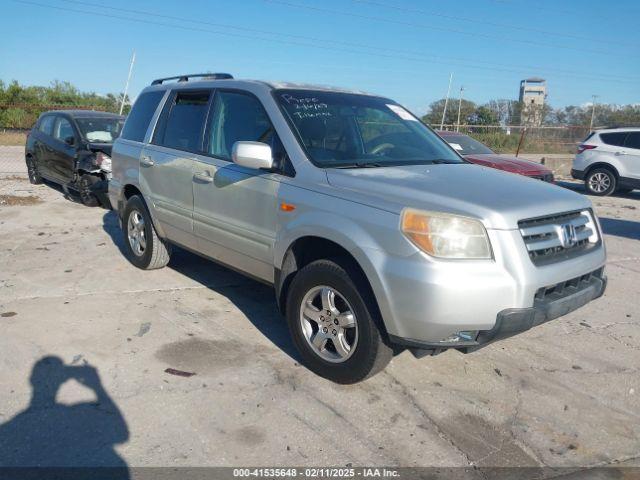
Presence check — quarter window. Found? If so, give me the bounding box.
[121,90,165,143]
[207,91,274,160]
[600,132,628,147]
[53,117,75,142]
[156,91,211,152]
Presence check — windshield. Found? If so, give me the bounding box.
[441,133,494,155]
[276,90,464,168]
[75,117,124,143]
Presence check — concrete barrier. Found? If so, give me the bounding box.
[499,153,574,178]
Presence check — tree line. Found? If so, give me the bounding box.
[422,98,640,128]
[0,80,130,129]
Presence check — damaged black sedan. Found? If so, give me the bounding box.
[25,110,124,207]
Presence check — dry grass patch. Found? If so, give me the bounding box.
[0,132,27,146]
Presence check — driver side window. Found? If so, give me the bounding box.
[53,117,74,143]
[207,91,274,160]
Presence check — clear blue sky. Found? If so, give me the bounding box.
[1,0,639,114]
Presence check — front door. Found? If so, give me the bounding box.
[50,116,77,183]
[622,131,640,180]
[193,90,281,283]
[139,89,212,249]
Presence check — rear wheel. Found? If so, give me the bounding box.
[585,168,616,196]
[122,195,171,270]
[26,156,42,184]
[286,259,392,384]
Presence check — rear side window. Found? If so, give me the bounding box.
[121,90,165,142]
[624,132,640,150]
[207,91,274,160]
[154,91,211,152]
[600,132,628,147]
[38,115,55,135]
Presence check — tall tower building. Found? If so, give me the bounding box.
[519,78,547,125]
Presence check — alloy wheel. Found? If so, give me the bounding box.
[127,210,147,257]
[299,285,358,363]
[589,172,611,193]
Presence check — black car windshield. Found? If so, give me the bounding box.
[75,117,124,143]
[276,90,464,168]
[441,133,494,155]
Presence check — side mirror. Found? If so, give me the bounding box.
[232,141,273,170]
[64,136,75,146]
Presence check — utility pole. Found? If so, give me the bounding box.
[456,86,464,132]
[119,50,136,116]
[589,94,599,131]
[440,72,453,130]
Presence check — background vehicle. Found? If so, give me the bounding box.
[110,74,606,384]
[25,110,125,206]
[572,127,640,196]
[437,130,555,182]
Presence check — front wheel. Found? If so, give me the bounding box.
[585,168,616,196]
[122,195,171,270]
[286,259,392,384]
[79,174,100,207]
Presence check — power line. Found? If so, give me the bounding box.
[350,0,639,48]
[53,0,639,83]
[264,0,619,57]
[10,0,640,85]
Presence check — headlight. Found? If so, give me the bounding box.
[401,209,492,259]
[96,152,112,172]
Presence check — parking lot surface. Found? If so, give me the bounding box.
[0,177,638,471]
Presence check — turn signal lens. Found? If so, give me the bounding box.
[401,209,492,259]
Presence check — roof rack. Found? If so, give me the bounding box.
[151,73,233,85]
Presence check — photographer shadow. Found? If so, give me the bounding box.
[0,356,129,478]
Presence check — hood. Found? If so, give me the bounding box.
[85,142,113,156]
[464,154,551,175]
[325,164,590,230]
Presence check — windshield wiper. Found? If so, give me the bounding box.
[334,162,385,169]
[428,159,463,164]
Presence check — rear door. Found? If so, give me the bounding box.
[622,132,640,180]
[192,89,282,282]
[49,115,78,182]
[33,115,56,178]
[140,89,212,249]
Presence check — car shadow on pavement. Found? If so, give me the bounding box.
[0,356,130,478]
[101,211,300,362]
[598,218,640,240]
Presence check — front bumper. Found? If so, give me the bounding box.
[391,268,607,351]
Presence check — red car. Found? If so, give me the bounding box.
[437,130,554,183]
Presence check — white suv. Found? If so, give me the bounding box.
[572,128,640,196]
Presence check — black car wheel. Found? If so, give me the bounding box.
[79,174,100,207]
[26,156,42,184]
[585,168,616,196]
[286,259,392,384]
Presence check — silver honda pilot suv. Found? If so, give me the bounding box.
[109,73,607,383]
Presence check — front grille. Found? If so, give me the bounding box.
[518,210,600,265]
[534,267,604,303]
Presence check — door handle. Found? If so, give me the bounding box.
[615,151,627,156]
[193,172,213,183]
[140,155,155,167]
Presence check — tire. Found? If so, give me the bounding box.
[286,259,392,384]
[79,174,100,207]
[26,156,42,185]
[585,168,616,196]
[122,195,171,270]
